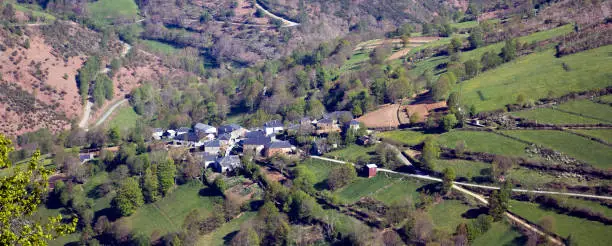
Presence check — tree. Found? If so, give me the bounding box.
[0,134,77,245]
[293,165,316,194]
[480,51,502,71]
[492,156,515,178]
[113,177,144,216]
[432,73,453,101]
[2,3,15,22]
[108,127,121,146]
[442,114,458,131]
[468,27,483,49]
[442,168,455,194]
[446,92,460,110]
[501,39,517,62]
[305,98,326,119]
[157,159,176,196]
[539,215,555,232]
[488,182,511,221]
[142,167,159,203]
[455,140,466,157]
[421,137,439,171]
[464,59,481,79]
[410,112,421,124]
[213,176,227,195]
[327,163,357,190]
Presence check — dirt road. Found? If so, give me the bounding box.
[254,1,299,27]
[93,99,128,128]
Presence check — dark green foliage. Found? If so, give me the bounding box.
[112,177,144,216]
[292,165,316,194]
[464,59,481,79]
[480,51,502,71]
[441,167,455,194]
[288,190,322,223]
[78,56,101,102]
[421,137,439,171]
[501,39,518,62]
[468,27,483,49]
[157,159,176,196]
[142,167,159,203]
[488,182,511,221]
[213,176,227,194]
[442,114,458,132]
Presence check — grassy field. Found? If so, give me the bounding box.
[405,55,447,79]
[299,158,335,189]
[5,1,56,22]
[429,199,476,233]
[142,39,181,55]
[198,212,256,246]
[451,20,479,29]
[324,144,377,162]
[379,130,429,146]
[556,100,612,123]
[373,178,433,205]
[597,94,612,103]
[460,24,573,62]
[511,108,606,125]
[458,45,612,112]
[335,173,398,204]
[433,159,490,181]
[570,129,612,143]
[340,50,370,72]
[407,35,467,56]
[436,131,529,157]
[122,182,220,236]
[472,220,523,246]
[510,200,611,246]
[107,105,140,132]
[88,0,139,24]
[502,130,612,169]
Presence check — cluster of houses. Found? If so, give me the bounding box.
[151,121,297,173]
[150,111,364,174]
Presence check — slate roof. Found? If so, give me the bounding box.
[176,132,200,142]
[79,153,93,162]
[266,141,292,149]
[204,140,221,148]
[195,152,217,162]
[218,155,241,169]
[218,124,242,134]
[264,120,283,128]
[318,118,333,124]
[194,123,215,131]
[152,128,164,133]
[243,136,271,146]
[177,127,191,132]
[245,130,266,139]
[218,133,232,141]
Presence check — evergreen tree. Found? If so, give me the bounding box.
[142,167,159,203]
[421,137,439,171]
[157,159,176,196]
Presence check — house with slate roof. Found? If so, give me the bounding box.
[264,120,284,136]
[213,155,242,173]
[242,136,271,155]
[194,123,217,135]
[264,141,294,157]
[218,124,246,139]
[204,140,222,154]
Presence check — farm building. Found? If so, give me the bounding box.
[213,155,242,173]
[264,120,284,136]
[366,164,377,178]
[265,141,293,157]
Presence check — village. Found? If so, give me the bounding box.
[147,111,371,176]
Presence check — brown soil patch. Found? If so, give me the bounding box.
[399,101,447,123]
[357,104,400,129]
[0,28,83,136]
[260,166,287,183]
[386,47,412,60]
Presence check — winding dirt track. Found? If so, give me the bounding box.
[253,1,299,27]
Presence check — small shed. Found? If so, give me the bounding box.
[366,164,377,178]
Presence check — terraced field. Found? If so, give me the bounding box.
[511,107,606,125]
[436,131,529,157]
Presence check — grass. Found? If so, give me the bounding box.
[405,55,448,79]
[433,159,490,181]
[436,131,529,157]
[556,100,612,123]
[429,199,476,233]
[502,130,612,169]
[570,129,612,143]
[458,45,612,113]
[324,144,377,162]
[335,173,398,204]
[142,39,181,55]
[5,1,56,22]
[460,24,573,62]
[379,130,429,146]
[320,209,370,235]
[510,200,612,246]
[450,20,479,29]
[504,167,611,189]
[122,182,221,236]
[472,220,523,246]
[299,158,336,188]
[340,50,370,72]
[407,35,467,56]
[511,108,606,125]
[597,94,612,103]
[198,212,257,246]
[373,178,433,205]
[87,0,139,25]
[107,105,140,132]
